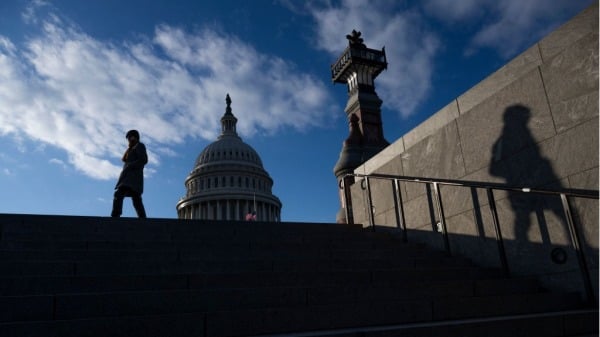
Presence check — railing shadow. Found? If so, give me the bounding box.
[344,172,599,305]
[489,104,570,258]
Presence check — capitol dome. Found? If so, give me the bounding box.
[176,94,282,221]
[195,135,263,168]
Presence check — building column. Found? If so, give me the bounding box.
[265,203,269,221]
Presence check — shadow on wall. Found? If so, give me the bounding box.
[476,104,596,300]
[398,104,598,299]
[353,103,597,299]
[488,104,569,248]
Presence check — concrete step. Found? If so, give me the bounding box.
[0,286,456,322]
[0,312,206,337]
[0,214,593,336]
[0,274,189,296]
[0,250,461,268]
[0,238,419,251]
[0,273,540,297]
[0,215,363,234]
[0,291,583,335]
[1,217,371,239]
[0,231,403,244]
[0,256,488,276]
[255,310,599,337]
[0,257,473,276]
[0,309,595,337]
[204,294,584,336]
[0,216,408,245]
[0,237,407,251]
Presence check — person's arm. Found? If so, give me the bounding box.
[126,143,148,170]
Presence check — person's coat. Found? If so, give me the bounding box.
[115,142,148,194]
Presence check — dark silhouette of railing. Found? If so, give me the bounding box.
[341,173,599,304]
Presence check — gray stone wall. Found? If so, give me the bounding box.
[349,3,598,300]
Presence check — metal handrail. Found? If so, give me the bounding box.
[347,173,599,199]
[341,172,599,305]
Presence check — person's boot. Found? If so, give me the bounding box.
[111,197,123,217]
[133,196,147,218]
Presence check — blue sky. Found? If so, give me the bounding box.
[0,0,594,222]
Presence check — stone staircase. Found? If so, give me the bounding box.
[0,214,596,337]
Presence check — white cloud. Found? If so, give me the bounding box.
[0,36,16,54]
[469,0,591,58]
[423,0,493,23]
[0,5,336,181]
[424,0,594,58]
[22,0,51,24]
[2,168,12,176]
[49,158,66,167]
[308,0,439,118]
[152,25,333,136]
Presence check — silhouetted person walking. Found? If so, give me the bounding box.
[111,129,148,218]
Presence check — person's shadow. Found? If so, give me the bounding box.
[489,104,566,247]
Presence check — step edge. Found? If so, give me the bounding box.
[248,309,599,337]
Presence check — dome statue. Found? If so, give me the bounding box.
[176,94,282,221]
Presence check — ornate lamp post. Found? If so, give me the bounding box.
[332,30,389,224]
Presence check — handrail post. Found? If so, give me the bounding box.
[363,177,375,231]
[560,193,595,305]
[392,179,408,242]
[486,188,510,277]
[341,176,354,225]
[432,182,451,255]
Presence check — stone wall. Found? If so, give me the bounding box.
[348,3,598,300]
